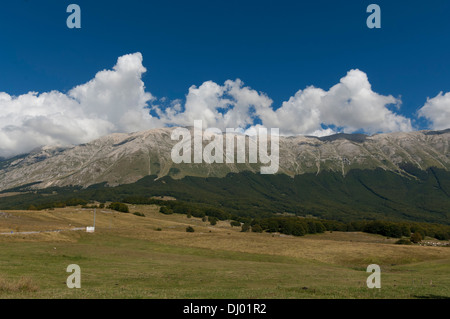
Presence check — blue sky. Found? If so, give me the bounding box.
[0,0,449,156]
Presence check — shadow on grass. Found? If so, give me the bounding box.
[413,294,450,299]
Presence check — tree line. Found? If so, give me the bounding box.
[125,196,450,240]
[23,195,450,241]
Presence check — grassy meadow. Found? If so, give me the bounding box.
[0,205,449,299]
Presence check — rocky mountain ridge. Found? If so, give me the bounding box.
[0,128,449,192]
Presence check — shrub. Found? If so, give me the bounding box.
[159,206,173,215]
[108,202,129,213]
[208,216,218,226]
[186,226,195,233]
[241,223,251,232]
[230,221,241,227]
[395,238,412,245]
[133,212,145,217]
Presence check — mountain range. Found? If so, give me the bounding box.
[0,128,449,224]
[0,127,449,192]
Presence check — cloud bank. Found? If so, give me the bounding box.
[0,52,446,158]
[157,69,414,137]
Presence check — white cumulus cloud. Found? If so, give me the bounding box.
[159,79,273,131]
[418,91,450,130]
[256,69,412,136]
[0,53,160,158]
[0,53,416,158]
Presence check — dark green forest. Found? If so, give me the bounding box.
[0,168,449,240]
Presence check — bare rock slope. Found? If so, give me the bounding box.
[0,128,449,191]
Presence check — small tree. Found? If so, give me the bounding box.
[159,206,173,215]
[241,223,251,232]
[251,224,263,233]
[208,216,218,226]
[410,232,423,244]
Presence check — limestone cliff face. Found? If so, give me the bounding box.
[0,128,449,191]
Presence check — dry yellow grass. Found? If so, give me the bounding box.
[1,205,448,268]
[0,276,39,293]
[0,206,449,299]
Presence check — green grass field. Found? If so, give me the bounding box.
[0,206,449,299]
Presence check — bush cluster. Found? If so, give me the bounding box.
[27,198,88,211]
[107,202,129,213]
